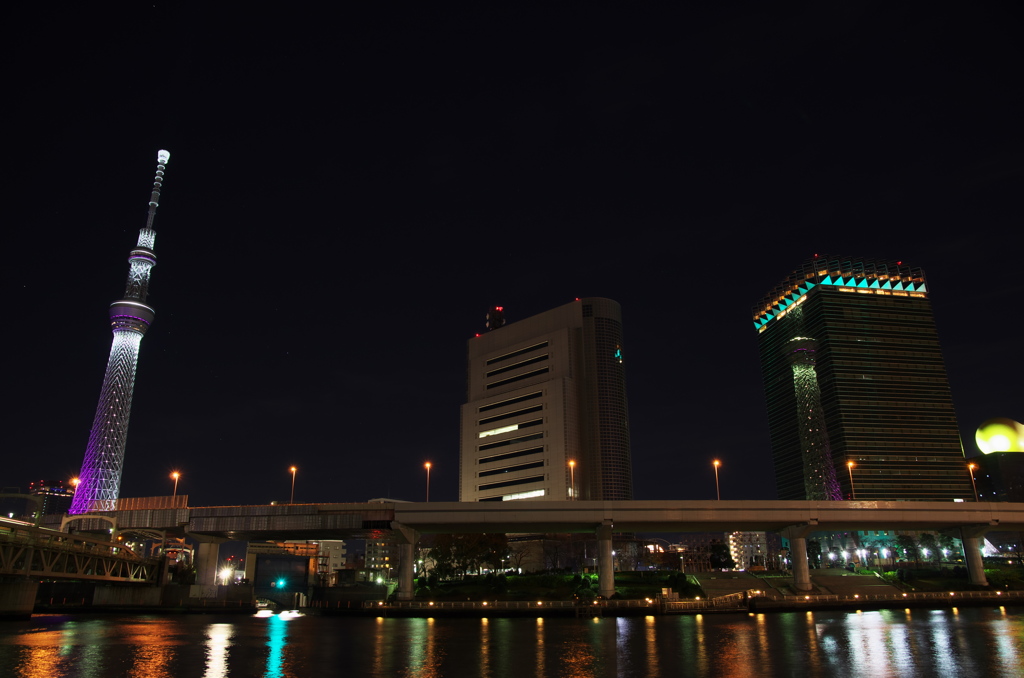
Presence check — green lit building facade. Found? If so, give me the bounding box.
[754,255,974,501]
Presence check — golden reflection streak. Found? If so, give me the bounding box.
[713,617,759,678]
[372,617,387,676]
[423,617,443,678]
[480,618,490,678]
[119,619,179,678]
[535,617,545,677]
[694,614,707,676]
[407,619,426,675]
[754,614,769,664]
[14,647,67,678]
[804,611,822,671]
[645,616,659,678]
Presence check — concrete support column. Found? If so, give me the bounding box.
[788,535,812,592]
[0,578,39,620]
[960,528,989,587]
[781,525,815,592]
[195,541,221,587]
[596,522,614,599]
[391,522,420,602]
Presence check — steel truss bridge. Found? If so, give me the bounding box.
[0,517,159,583]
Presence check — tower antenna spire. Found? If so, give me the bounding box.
[145,150,170,230]
[70,150,171,514]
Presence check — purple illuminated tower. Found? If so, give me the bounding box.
[69,150,170,514]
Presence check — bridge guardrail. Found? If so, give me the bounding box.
[0,530,146,562]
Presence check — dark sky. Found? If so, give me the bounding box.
[4,4,1022,507]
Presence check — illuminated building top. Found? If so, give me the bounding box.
[752,255,928,332]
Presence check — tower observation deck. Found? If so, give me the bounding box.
[69,150,170,514]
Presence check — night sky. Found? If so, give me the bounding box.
[5,4,1022,508]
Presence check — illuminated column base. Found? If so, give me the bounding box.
[788,536,812,591]
[960,529,989,587]
[597,522,614,599]
[782,525,814,591]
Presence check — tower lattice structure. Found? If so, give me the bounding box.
[69,150,170,514]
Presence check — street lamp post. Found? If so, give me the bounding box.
[967,463,979,502]
[290,466,297,504]
[568,460,576,500]
[712,460,721,500]
[847,461,856,500]
[171,471,180,498]
[425,462,431,502]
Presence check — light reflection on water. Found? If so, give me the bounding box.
[0,608,1020,677]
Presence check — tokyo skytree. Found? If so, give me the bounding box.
[69,150,170,514]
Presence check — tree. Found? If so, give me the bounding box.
[708,541,736,570]
[918,533,939,564]
[542,535,566,570]
[806,540,822,569]
[895,535,919,565]
[507,540,536,572]
[480,533,511,572]
[936,533,958,562]
[428,534,457,580]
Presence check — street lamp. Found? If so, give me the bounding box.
[290,466,297,504]
[967,463,979,502]
[568,460,576,500]
[712,459,721,500]
[847,461,856,500]
[424,462,431,502]
[170,471,180,498]
[70,477,80,492]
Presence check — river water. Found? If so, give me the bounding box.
[1,607,1021,677]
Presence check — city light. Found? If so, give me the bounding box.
[847,461,856,500]
[568,460,576,500]
[290,467,297,504]
[425,462,432,502]
[171,471,181,498]
[713,460,721,500]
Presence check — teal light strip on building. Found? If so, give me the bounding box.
[753,277,929,331]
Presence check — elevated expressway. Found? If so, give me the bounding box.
[63,499,1024,600]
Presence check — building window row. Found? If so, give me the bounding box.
[486,341,549,366]
[478,418,544,439]
[479,489,546,502]
[478,404,544,426]
[478,460,545,478]
[479,445,544,465]
[485,367,550,390]
[478,391,543,413]
[478,474,545,492]
[485,353,550,378]
[478,432,544,452]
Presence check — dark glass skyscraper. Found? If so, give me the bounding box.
[754,255,974,501]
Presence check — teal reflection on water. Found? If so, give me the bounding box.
[265,615,289,678]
